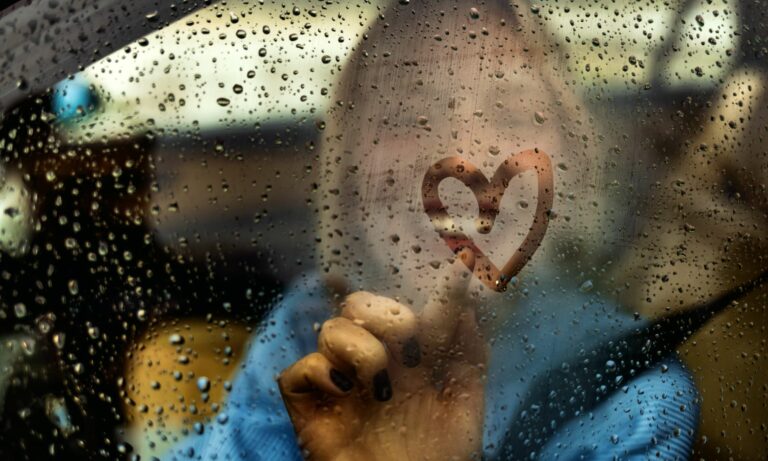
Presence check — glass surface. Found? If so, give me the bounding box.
[0,1,765,459]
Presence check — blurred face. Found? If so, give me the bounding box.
[319,6,588,307]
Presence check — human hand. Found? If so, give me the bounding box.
[278,249,487,461]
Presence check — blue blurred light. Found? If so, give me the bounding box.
[52,76,97,121]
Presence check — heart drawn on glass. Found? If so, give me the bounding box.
[421,149,554,292]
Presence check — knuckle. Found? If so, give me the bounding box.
[305,352,325,370]
[367,351,389,372]
[321,316,351,332]
[395,306,418,329]
[345,290,373,303]
[343,291,376,310]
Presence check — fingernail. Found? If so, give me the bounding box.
[401,336,421,368]
[373,369,392,402]
[330,368,353,392]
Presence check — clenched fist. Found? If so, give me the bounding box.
[278,250,487,461]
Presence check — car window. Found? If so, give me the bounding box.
[0,1,765,459]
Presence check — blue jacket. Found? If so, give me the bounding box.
[166,273,699,460]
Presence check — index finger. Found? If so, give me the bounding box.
[419,248,476,352]
[339,291,419,367]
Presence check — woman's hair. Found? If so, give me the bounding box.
[317,0,616,293]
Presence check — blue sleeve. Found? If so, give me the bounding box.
[165,276,330,461]
[537,357,700,460]
[166,279,700,461]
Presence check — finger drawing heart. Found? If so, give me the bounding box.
[421,150,554,291]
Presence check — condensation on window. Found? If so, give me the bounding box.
[0,1,765,460]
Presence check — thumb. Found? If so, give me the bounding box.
[419,248,476,352]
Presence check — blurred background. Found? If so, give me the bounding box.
[0,0,765,459]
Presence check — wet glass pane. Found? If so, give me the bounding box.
[0,1,765,460]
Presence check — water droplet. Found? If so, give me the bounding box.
[169,333,185,345]
[469,7,480,19]
[232,84,243,94]
[197,376,211,392]
[217,97,231,107]
[20,338,35,356]
[53,333,66,349]
[14,302,26,318]
[236,29,247,39]
[87,324,99,339]
[68,279,79,296]
[534,111,547,125]
[36,315,53,334]
[579,280,594,293]
[117,442,133,455]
